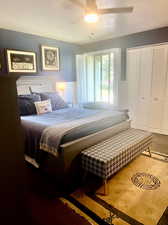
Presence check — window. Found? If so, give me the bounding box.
[76,49,121,105]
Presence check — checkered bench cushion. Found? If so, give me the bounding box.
[81,128,152,180]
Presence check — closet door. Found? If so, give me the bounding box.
[148,45,167,131]
[162,46,168,133]
[134,47,153,130]
[162,103,168,134]
[139,47,153,100]
[127,49,140,128]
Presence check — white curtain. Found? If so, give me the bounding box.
[76,54,87,104]
[76,49,121,106]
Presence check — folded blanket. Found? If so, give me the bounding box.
[40,111,121,156]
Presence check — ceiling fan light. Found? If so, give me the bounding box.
[84,13,99,23]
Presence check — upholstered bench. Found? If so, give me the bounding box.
[81,128,152,195]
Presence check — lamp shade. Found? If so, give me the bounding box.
[56,82,66,91]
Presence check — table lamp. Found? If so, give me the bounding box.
[56,82,66,98]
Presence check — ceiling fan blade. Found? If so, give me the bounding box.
[98,7,133,14]
[69,0,85,9]
[86,0,97,10]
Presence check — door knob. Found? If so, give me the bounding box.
[154,97,158,101]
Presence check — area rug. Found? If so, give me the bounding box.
[65,153,168,225]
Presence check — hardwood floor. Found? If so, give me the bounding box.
[152,133,168,155]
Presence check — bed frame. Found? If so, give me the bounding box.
[24,120,130,176]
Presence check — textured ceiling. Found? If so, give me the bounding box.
[0,0,168,44]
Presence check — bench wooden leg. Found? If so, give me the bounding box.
[103,179,108,196]
[147,147,152,157]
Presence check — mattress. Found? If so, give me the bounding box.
[21,107,128,164]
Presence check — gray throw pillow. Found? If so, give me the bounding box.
[18,94,41,116]
[39,92,68,111]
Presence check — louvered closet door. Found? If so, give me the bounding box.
[127,49,140,128]
[162,46,168,133]
[162,103,168,134]
[148,45,168,131]
[134,47,153,130]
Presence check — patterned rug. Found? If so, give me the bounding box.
[131,172,161,190]
[62,152,168,225]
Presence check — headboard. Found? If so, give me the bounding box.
[17,76,55,95]
[17,76,77,104]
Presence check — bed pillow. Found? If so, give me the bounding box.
[38,92,68,110]
[18,94,41,116]
[34,100,52,115]
[83,102,115,110]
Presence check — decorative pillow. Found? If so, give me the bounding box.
[38,92,68,111]
[34,100,52,115]
[18,94,41,116]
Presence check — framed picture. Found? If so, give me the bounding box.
[41,45,60,71]
[0,53,2,71]
[6,49,37,73]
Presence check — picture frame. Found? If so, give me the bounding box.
[0,52,2,71]
[6,49,37,74]
[41,45,60,71]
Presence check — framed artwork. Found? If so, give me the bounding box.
[6,49,37,73]
[0,53,2,71]
[41,45,60,71]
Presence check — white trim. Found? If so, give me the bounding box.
[127,42,168,51]
[83,48,120,56]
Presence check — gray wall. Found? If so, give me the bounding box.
[0,28,80,81]
[82,26,168,80]
[1,26,168,81]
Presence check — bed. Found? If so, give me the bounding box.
[21,108,130,189]
[22,107,128,164]
[18,78,129,186]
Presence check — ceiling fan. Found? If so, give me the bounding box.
[69,0,133,23]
